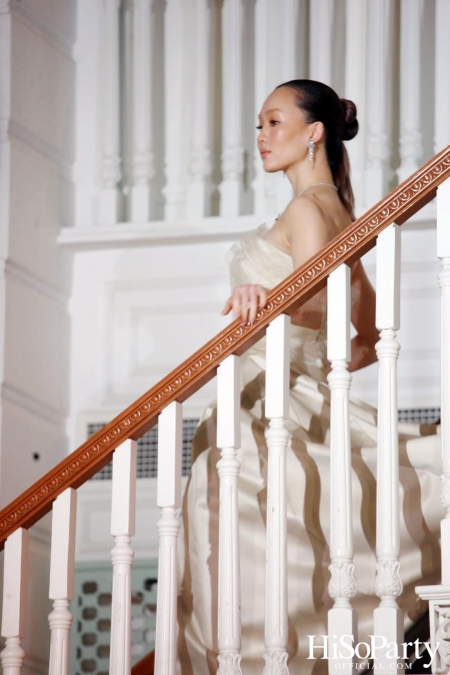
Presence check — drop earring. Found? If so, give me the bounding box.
[307,139,315,167]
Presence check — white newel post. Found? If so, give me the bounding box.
[263,314,290,675]
[98,0,122,224]
[131,0,154,222]
[434,0,450,154]
[1,528,29,675]
[373,224,403,670]
[219,0,244,217]
[416,179,450,675]
[187,0,214,219]
[109,439,137,675]
[216,355,243,675]
[397,0,424,184]
[364,0,392,206]
[309,0,334,86]
[155,402,182,675]
[163,0,186,220]
[437,179,450,585]
[344,0,367,212]
[327,265,357,673]
[48,489,77,675]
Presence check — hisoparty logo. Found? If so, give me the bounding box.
[307,635,439,669]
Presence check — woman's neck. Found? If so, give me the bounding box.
[284,153,335,195]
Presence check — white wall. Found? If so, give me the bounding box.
[0,2,75,672]
[0,0,75,507]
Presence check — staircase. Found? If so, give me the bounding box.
[0,148,450,675]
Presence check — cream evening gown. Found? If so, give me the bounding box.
[176,224,443,675]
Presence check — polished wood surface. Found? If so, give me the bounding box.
[0,146,448,549]
[131,650,154,675]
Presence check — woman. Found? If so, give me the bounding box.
[177,80,442,675]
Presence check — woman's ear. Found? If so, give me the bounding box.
[310,121,325,144]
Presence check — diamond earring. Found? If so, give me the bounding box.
[307,139,315,167]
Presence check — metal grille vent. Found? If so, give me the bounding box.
[87,418,199,480]
[70,561,157,675]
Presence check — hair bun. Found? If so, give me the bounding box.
[340,98,358,141]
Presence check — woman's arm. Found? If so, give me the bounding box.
[348,260,379,372]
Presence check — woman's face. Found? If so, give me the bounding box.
[257,87,313,173]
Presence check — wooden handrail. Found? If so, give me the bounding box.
[131,650,154,675]
[0,146,448,549]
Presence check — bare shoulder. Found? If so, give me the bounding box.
[279,194,330,244]
[277,194,336,268]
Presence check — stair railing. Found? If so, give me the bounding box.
[0,147,449,675]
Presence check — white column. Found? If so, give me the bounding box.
[373,224,403,670]
[252,0,267,216]
[131,0,154,222]
[109,439,137,675]
[434,0,450,154]
[397,0,424,184]
[274,0,296,214]
[98,0,122,224]
[309,0,334,86]
[364,0,392,206]
[162,0,186,220]
[327,265,357,673]
[437,179,450,584]
[252,0,277,217]
[219,0,244,217]
[187,0,214,219]
[345,0,367,213]
[263,314,290,675]
[48,489,77,675]
[155,402,182,675]
[216,355,243,675]
[1,528,29,675]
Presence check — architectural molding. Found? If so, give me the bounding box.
[0,258,69,308]
[58,204,438,251]
[1,382,67,426]
[8,119,73,179]
[9,0,74,59]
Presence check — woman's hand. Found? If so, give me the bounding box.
[221,284,268,326]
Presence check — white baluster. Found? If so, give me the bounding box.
[98,0,122,224]
[416,177,450,675]
[252,0,277,217]
[162,0,186,220]
[327,265,357,673]
[218,0,244,218]
[1,528,29,675]
[155,402,182,675]
[216,355,243,675]
[187,0,215,219]
[437,178,450,583]
[397,0,424,184]
[48,489,77,675]
[344,0,367,212]
[373,223,403,670]
[109,439,137,675]
[274,0,297,214]
[434,0,450,154]
[309,0,334,86]
[364,0,393,206]
[263,314,290,675]
[131,0,154,222]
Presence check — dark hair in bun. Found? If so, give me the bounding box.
[341,98,359,141]
[276,79,358,220]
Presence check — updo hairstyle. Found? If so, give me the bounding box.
[276,79,358,220]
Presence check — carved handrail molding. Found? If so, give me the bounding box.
[0,146,448,548]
